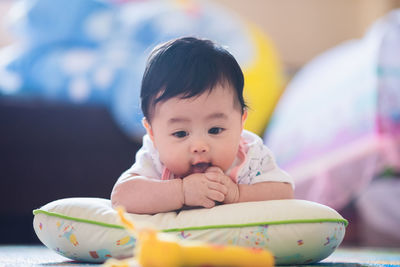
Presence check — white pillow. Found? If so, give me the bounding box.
[33,198,347,265]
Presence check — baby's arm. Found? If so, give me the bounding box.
[111,174,184,214]
[111,173,227,214]
[236,182,294,202]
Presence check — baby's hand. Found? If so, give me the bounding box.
[205,167,239,204]
[182,173,228,208]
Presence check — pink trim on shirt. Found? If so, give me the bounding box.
[161,167,172,180]
[227,138,247,183]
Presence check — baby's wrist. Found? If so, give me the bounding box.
[225,184,240,204]
[233,184,240,203]
[179,178,185,207]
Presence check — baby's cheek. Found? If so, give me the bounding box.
[219,150,237,171]
[160,153,188,176]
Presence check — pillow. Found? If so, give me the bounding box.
[33,198,347,265]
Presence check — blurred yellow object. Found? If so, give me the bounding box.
[104,208,274,267]
[116,235,131,246]
[70,234,79,246]
[243,24,284,136]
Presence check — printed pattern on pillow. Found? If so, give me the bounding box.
[33,198,347,265]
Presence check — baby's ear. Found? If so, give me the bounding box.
[142,117,155,143]
[241,109,248,129]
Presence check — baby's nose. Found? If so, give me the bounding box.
[191,140,209,153]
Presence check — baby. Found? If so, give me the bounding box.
[111,37,294,214]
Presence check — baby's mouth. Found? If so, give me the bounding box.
[191,162,211,174]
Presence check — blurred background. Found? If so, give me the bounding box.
[0,0,399,247]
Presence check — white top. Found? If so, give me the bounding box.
[119,130,294,188]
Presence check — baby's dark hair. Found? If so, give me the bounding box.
[140,37,247,121]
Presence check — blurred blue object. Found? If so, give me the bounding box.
[0,0,254,140]
[11,0,113,45]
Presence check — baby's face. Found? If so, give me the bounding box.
[145,84,246,178]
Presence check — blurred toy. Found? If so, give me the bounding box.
[104,208,275,267]
[243,24,284,136]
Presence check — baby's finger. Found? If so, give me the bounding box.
[207,181,228,195]
[202,198,216,209]
[205,172,222,183]
[207,189,225,202]
[206,166,224,174]
[206,172,233,186]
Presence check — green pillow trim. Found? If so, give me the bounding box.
[33,209,348,232]
[163,218,348,232]
[33,209,125,229]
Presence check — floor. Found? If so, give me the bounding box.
[0,245,98,267]
[0,245,399,267]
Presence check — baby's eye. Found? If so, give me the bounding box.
[172,131,188,138]
[208,127,224,135]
